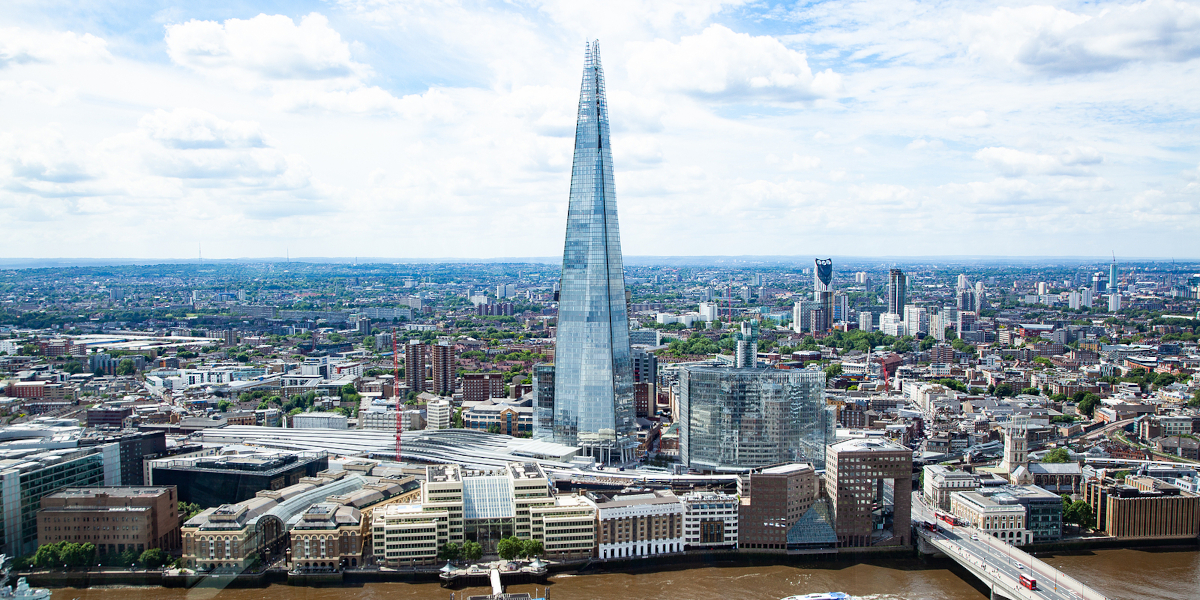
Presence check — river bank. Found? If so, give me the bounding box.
[42,547,1200,600]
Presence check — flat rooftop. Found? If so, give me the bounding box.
[46,486,174,499]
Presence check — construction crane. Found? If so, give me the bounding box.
[392,328,402,464]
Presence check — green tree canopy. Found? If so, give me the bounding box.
[1042,448,1072,463]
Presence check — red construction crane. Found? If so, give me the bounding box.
[392,328,402,464]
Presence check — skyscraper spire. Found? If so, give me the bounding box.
[552,41,636,464]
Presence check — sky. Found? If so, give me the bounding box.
[1,0,1198,260]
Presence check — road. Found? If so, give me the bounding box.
[913,493,1099,600]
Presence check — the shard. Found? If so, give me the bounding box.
[552,41,636,464]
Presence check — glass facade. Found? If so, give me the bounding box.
[532,363,555,440]
[553,41,636,463]
[679,367,832,471]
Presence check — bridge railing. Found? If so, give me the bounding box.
[972,526,1108,600]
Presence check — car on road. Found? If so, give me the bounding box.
[1015,563,1023,569]
[972,534,979,541]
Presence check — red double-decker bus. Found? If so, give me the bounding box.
[1019,575,1037,590]
[935,512,958,526]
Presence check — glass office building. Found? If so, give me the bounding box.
[553,41,636,463]
[679,367,832,471]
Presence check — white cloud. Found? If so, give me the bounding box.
[627,25,842,101]
[963,0,1200,74]
[166,13,362,81]
[0,27,110,68]
[974,146,1103,177]
[165,13,410,115]
[948,110,990,128]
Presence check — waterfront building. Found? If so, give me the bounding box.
[553,41,637,463]
[375,462,593,563]
[1,446,119,556]
[181,474,364,572]
[288,502,364,570]
[594,489,684,559]
[737,463,818,551]
[680,491,739,550]
[1084,475,1200,539]
[923,465,977,512]
[38,486,181,556]
[949,490,1031,545]
[372,502,445,565]
[678,366,831,471]
[824,438,913,548]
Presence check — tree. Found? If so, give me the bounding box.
[1020,387,1041,396]
[217,400,231,412]
[139,548,169,569]
[33,543,61,568]
[1077,393,1101,417]
[520,539,544,558]
[1190,390,1200,408]
[116,359,136,376]
[463,540,483,562]
[452,407,464,428]
[178,501,203,520]
[235,352,250,363]
[1043,448,1072,463]
[439,542,462,561]
[1063,501,1096,530]
[995,383,1014,397]
[824,363,843,378]
[497,537,522,561]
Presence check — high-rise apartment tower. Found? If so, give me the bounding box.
[887,269,907,315]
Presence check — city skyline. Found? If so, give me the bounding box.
[2,1,1198,260]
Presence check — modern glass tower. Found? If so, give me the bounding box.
[552,41,636,464]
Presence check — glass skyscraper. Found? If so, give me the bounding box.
[678,366,832,471]
[552,41,636,463]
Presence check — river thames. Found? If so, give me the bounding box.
[51,548,1197,600]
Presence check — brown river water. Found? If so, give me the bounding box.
[51,548,1198,600]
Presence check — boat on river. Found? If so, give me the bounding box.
[781,593,850,600]
[0,578,51,599]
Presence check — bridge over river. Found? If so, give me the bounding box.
[914,495,1109,600]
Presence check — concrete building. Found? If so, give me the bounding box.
[292,412,348,430]
[681,491,739,550]
[594,490,684,559]
[426,398,451,430]
[950,490,1032,545]
[824,438,913,548]
[923,465,977,512]
[38,486,181,556]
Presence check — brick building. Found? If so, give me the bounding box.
[462,372,507,403]
[824,438,913,548]
[38,486,181,556]
[737,463,817,551]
